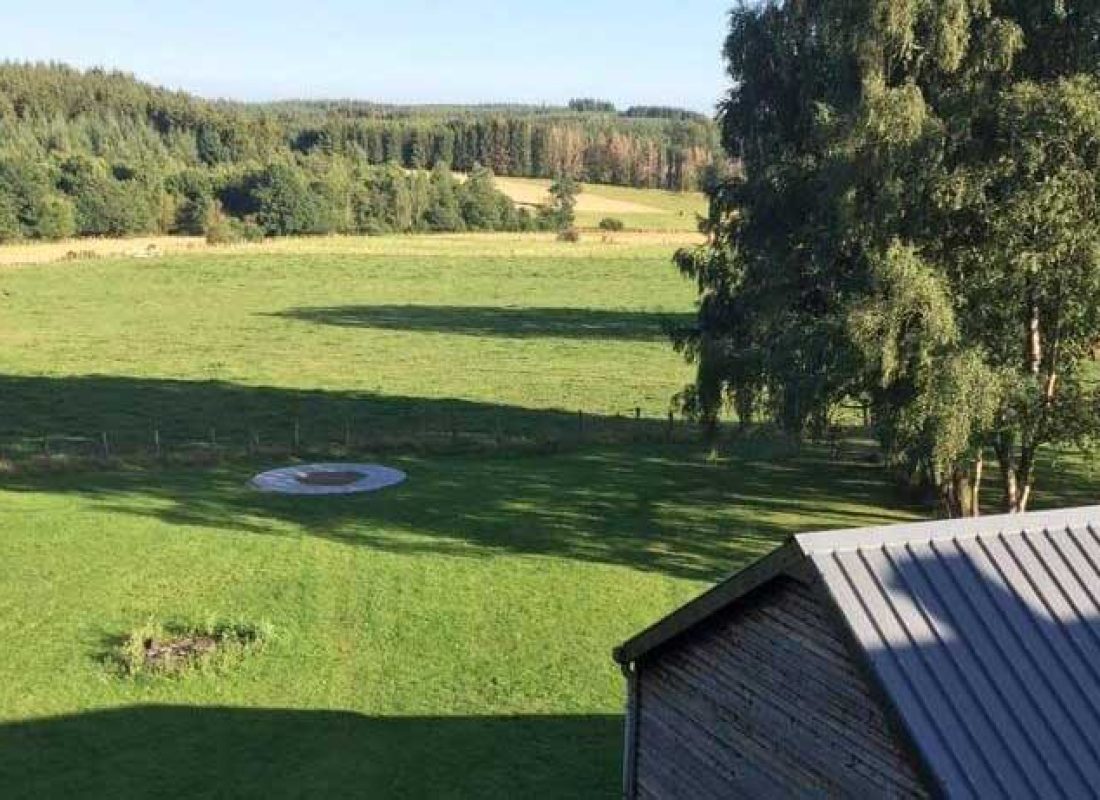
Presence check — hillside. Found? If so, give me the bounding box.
[0,63,719,191]
[0,63,718,244]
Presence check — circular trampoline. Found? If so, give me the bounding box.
[249,463,407,496]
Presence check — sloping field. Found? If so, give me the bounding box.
[493,178,664,214]
[3,232,1033,798]
[478,176,707,231]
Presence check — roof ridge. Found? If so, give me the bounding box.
[794,505,1100,555]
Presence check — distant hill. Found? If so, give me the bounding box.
[0,63,719,191]
[0,63,723,242]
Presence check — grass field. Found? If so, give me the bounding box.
[490,177,706,231]
[2,228,1093,797]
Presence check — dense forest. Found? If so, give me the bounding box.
[0,63,720,242]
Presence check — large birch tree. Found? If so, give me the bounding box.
[677,1,1100,515]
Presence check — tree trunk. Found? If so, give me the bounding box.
[1026,284,1042,376]
[1016,445,1036,514]
[942,465,975,518]
[971,452,983,517]
[996,440,1021,513]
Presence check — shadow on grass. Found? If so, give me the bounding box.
[0,706,620,799]
[0,374,922,581]
[0,373,662,448]
[269,304,694,341]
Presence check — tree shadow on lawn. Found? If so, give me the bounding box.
[0,706,621,799]
[268,304,695,342]
[0,374,921,582]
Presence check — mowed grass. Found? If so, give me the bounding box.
[0,230,930,798]
[0,233,703,449]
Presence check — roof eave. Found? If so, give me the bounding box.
[613,540,804,665]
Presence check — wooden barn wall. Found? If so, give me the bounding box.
[630,577,931,799]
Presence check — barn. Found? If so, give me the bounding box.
[613,506,1100,799]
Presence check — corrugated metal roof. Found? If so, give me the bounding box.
[801,507,1100,799]
[616,505,1100,799]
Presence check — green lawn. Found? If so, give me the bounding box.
[0,231,1000,797]
[0,234,699,453]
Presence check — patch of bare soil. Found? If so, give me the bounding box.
[142,634,218,670]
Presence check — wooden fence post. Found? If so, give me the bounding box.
[154,427,161,457]
[101,432,110,459]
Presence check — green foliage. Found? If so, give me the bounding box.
[0,156,74,239]
[459,165,507,231]
[251,163,328,236]
[544,175,580,231]
[597,217,624,232]
[423,163,465,232]
[568,98,617,114]
[0,194,20,243]
[0,62,719,195]
[677,0,1100,513]
[0,63,719,242]
[205,212,264,245]
[54,154,159,236]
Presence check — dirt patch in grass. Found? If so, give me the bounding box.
[110,618,272,678]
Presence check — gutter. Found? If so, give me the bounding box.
[621,661,640,800]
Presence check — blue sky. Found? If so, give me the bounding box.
[6,0,733,112]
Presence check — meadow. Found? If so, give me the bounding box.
[2,228,1095,797]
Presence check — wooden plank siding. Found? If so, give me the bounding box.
[630,577,931,799]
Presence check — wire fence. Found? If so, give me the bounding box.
[0,406,722,468]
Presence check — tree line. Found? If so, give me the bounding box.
[0,62,719,190]
[677,0,1100,516]
[0,153,583,242]
[287,115,713,191]
[0,63,611,242]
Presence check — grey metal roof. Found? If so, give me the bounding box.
[804,507,1100,799]
[616,505,1100,799]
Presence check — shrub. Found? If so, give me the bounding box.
[206,216,247,245]
[557,227,581,243]
[0,195,21,243]
[251,163,327,236]
[35,196,76,239]
[598,217,625,232]
[239,219,265,242]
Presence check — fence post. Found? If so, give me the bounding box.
[666,410,674,443]
[43,435,50,457]
[154,427,161,458]
[101,431,110,460]
[210,427,217,447]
